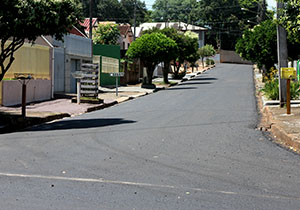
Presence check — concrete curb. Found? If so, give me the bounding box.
[256,69,300,153]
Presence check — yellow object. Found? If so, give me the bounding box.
[3,42,50,80]
[280,67,296,79]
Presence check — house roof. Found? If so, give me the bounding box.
[80,18,98,32]
[118,25,133,36]
[139,22,207,32]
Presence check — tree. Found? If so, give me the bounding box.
[151,0,199,24]
[93,23,120,45]
[120,0,148,25]
[173,35,198,78]
[0,0,82,82]
[126,33,177,87]
[198,45,216,67]
[80,0,149,24]
[280,0,300,44]
[235,20,277,71]
[142,27,198,80]
[197,0,269,50]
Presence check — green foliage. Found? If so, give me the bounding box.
[280,0,300,44]
[261,79,300,100]
[199,45,216,67]
[81,0,148,24]
[261,79,279,100]
[0,0,82,82]
[151,0,199,24]
[126,33,177,84]
[236,19,277,71]
[206,59,215,66]
[93,23,120,45]
[197,0,268,50]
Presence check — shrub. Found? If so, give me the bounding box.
[261,79,300,100]
[206,59,215,66]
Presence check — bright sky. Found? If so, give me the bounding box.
[144,0,277,10]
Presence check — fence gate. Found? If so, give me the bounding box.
[80,63,99,98]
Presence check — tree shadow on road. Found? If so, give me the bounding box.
[178,82,213,86]
[191,77,218,81]
[167,87,198,90]
[28,118,136,131]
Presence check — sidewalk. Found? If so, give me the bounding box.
[255,68,300,153]
[0,66,212,133]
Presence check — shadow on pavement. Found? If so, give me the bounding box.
[191,77,218,81]
[29,118,136,131]
[167,87,198,90]
[178,82,213,86]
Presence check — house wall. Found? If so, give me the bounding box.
[51,34,92,93]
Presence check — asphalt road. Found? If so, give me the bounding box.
[1,63,300,210]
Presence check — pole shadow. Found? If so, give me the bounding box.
[28,118,136,131]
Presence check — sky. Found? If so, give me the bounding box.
[144,0,277,10]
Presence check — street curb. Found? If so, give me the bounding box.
[255,68,300,153]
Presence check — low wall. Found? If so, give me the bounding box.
[1,79,51,106]
[220,50,252,64]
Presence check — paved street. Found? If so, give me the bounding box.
[1,63,300,209]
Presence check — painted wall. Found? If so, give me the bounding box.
[1,42,51,106]
[1,80,51,106]
[4,42,50,79]
[93,44,120,87]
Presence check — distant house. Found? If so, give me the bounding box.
[79,18,98,37]
[117,24,134,57]
[136,22,207,48]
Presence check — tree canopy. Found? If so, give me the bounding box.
[236,20,278,71]
[126,33,177,85]
[280,0,300,44]
[0,0,82,82]
[81,0,148,25]
[93,23,120,45]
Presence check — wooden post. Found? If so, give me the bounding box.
[22,83,26,118]
[287,79,291,114]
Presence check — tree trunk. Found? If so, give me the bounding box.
[163,62,170,84]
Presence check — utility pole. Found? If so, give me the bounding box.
[89,0,93,39]
[133,0,136,41]
[277,0,288,107]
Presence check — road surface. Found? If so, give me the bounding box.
[1,64,300,209]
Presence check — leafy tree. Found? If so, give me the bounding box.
[120,0,148,25]
[197,0,269,50]
[97,0,124,21]
[142,27,198,80]
[198,45,216,67]
[236,19,300,73]
[126,33,177,86]
[236,20,277,71]
[0,0,82,82]
[93,23,120,45]
[280,0,300,44]
[151,0,199,24]
[81,0,148,24]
